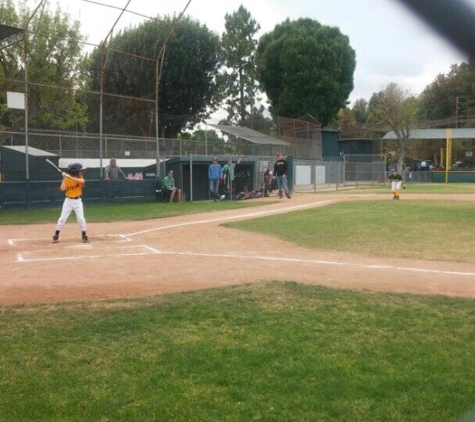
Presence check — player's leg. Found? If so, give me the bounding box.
[391,181,397,199]
[282,177,291,198]
[53,200,73,242]
[395,181,402,199]
[209,180,214,200]
[210,180,218,201]
[72,201,88,242]
[276,176,283,198]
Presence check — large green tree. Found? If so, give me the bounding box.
[219,5,260,126]
[87,16,221,138]
[255,18,355,126]
[0,0,87,133]
[419,61,475,127]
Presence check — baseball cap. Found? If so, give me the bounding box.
[213,157,218,161]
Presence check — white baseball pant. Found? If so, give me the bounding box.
[391,180,402,192]
[56,197,86,231]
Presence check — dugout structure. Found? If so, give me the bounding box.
[383,128,475,182]
[1,145,59,182]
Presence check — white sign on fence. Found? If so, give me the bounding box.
[7,91,25,110]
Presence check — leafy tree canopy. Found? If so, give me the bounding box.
[0,0,87,131]
[219,5,260,125]
[368,82,419,171]
[256,18,355,126]
[419,61,475,126]
[87,16,221,138]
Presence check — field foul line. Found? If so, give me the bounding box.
[163,251,475,277]
[125,200,335,237]
[15,247,475,277]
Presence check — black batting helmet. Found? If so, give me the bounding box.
[67,162,86,175]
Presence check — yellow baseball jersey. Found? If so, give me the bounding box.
[65,176,84,198]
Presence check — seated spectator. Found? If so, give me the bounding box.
[162,170,182,203]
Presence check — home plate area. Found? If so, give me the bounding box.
[12,234,162,263]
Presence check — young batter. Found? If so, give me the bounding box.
[52,162,89,243]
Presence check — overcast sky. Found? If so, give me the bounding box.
[44,0,472,120]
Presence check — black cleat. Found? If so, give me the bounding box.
[52,235,59,243]
[82,236,89,243]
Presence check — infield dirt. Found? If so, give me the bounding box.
[1,193,475,305]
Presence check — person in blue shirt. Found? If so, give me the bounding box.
[208,157,222,202]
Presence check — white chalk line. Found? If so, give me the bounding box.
[7,233,129,246]
[125,200,335,236]
[15,244,160,263]
[15,247,475,277]
[13,241,475,277]
[163,251,475,277]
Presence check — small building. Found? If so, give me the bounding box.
[0,145,59,181]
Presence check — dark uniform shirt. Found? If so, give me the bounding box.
[274,158,288,176]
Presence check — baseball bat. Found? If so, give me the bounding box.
[45,159,62,173]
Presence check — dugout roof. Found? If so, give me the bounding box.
[2,145,57,157]
[59,158,160,169]
[210,124,289,146]
[383,128,475,140]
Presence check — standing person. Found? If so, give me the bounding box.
[273,152,291,199]
[222,157,242,199]
[208,157,222,202]
[52,163,89,243]
[104,158,126,180]
[388,168,405,200]
[162,170,182,203]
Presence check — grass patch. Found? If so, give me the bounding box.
[323,182,475,195]
[0,200,271,225]
[1,282,474,421]
[225,199,475,264]
[0,183,473,225]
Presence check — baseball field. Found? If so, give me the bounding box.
[1,186,475,420]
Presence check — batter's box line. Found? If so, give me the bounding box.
[16,244,161,263]
[8,233,131,247]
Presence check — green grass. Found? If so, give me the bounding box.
[2,184,475,420]
[0,199,270,225]
[320,182,475,195]
[1,282,475,421]
[225,199,475,264]
[1,183,473,226]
